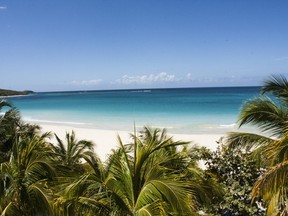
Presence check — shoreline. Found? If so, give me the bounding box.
[38,123,224,161]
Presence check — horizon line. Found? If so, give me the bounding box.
[36,85,261,94]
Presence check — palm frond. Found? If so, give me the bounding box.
[252,161,288,208]
[54,171,110,215]
[106,148,134,212]
[77,196,110,214]
[82,151,104,179]
[137,179,193,214]
[264,134,288,165]
[28,181,54,215]
[238,96,288,136]
[54,133,66,155]
[224,132,274,151]
[135,200,165,216]
[0,100,12,109]
[0,202,21,216]
[261,74,288,101]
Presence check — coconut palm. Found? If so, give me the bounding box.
[50,131,99,214]
[0,133,56,215]
[59,127,214,215]
[0,100,21,163]
[0,101,46,164]
[53,151,110,215]
[225,75,288,215]
[51,131,94,172]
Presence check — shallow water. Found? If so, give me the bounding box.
[4,87,260,134]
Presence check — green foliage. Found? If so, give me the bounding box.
[0,134,56,215]
[0,101,20,163]
[201,144,266,215]
[225,75,288,215]
[51,131,94,173]
[56,127,216,215]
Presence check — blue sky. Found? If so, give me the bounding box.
[0,0,288,91]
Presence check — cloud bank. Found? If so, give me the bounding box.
[69,79,102,86]
[64,72,261,90]
[114,72,244,87]
[115,72,180,85]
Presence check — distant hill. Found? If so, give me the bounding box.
[0,89,34,96]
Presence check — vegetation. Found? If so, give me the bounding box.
[201,144,265,215]
[1,75,288,215]
[55,128,222,215]
[0,89,33,97]
[226,75,288,215]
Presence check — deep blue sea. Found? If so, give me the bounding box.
[3,87,261,134]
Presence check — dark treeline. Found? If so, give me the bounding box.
[0,89,33,97]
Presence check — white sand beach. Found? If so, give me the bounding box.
[39,123,224,161]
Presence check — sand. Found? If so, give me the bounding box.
[39,123,224,161]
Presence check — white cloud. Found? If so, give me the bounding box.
[186,73,196,81]
[186,73,219,83]
[0,6,7,10]
[115,72,180,85]
[69,79,102,86]
[185,73,261,86]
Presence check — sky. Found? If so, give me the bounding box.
[0,0,288,91]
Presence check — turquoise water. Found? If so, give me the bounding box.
[4,87,260,134]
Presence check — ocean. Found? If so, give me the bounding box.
[3,87,260,134]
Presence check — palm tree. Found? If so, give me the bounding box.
[0,133,56,215]
[226,75,288,215]
[0,100,21,163]
[0,101,46,163]
[50,131,98,215]
[51,131,94,172]
[53,151,110,215]
[58,127,214,215]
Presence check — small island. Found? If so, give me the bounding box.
[0,88,34,97]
